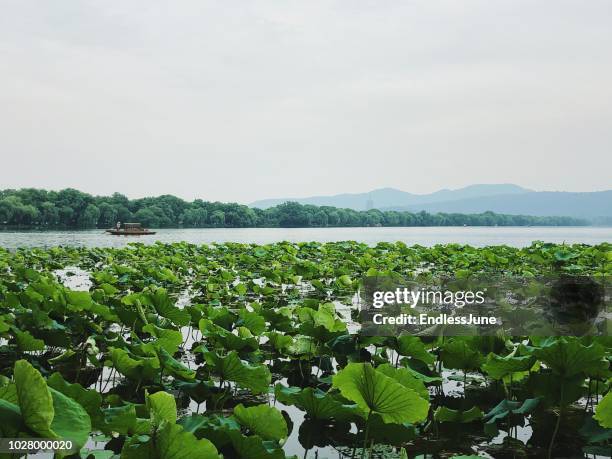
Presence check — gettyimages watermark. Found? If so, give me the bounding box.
[359,275,610,336]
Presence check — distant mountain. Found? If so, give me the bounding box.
[251,184,531,210]
[251,185,612,220]
[383,190,612,219]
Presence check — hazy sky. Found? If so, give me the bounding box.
[1,1,611,203]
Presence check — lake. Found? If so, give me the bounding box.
[0,226,609,249]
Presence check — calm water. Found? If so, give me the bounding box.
[0,227,609,249]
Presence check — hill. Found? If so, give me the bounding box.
[251,184,530,210]
[251,185,612,220]
[383,190,612,219]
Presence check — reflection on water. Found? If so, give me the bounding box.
[1,226,610,249]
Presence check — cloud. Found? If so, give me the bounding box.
[1,0,611,202]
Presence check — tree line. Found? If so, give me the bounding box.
[0,188,587,229]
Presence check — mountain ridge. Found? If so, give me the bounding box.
[251,184,531,210]
[250,184,612,219]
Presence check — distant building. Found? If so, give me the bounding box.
[366,196,374,210]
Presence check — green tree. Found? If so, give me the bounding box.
[134,208,161,228]
[97,202,118,227]
[77,204,100,228]
[210,210,225,227]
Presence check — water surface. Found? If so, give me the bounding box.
[0,227,609,250]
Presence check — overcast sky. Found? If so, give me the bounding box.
[1,1,611,203]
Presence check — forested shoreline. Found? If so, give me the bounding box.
[0,188,588,229]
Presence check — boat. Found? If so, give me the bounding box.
[106,222,156,235]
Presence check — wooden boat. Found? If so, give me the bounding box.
[106,222,156,235]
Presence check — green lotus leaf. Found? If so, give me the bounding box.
[237,309,266,335]
[203,305,236,329]
[125,288,190,327]
[0,399,27,437]
[0,382,17,404]
[48,387,92,450]
[99,282,119,295]
[0,316,11,333]
[142,324,183,354]
[48,372,103,428]
[48,349,76,364]
[534,337,606,378]
[440,339,484,371]
[149,288,191,327]
[111,347,160,380]
[337,274,353,287]
[375,363,429,400]
[266,332,293,353]
[65,290,93,311]
[481,353,537,380]
[579,415,612,443]
[226,430,286,459]
[594,391,612,428]
[434,406,483,423]
[147,391,177,426]
[234,282,248,295]
[11,361,91,450]
[204,351,271,394]
[156,346,196,380]
[402,366,442,384]
[179,413,240,449]
[285,335,319,356]
[175,380,218,404]
[274,385,358,421]
[13,329,45,351]
[102,404,138,435]
[80,450,116,459]
[483,398,541,436]
[158,420,220,458]
[233,404,287,441]
[122,420,220,459]
[367,414,418,445]
[199,319,259,352]
[332,363,429,424]
[395,335,435,364]
[298,303,346,333]
[14,359,55,436]
[526,372,584,407]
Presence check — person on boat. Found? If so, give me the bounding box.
[116,221,121,231]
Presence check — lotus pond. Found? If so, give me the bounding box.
[0,241,610,458]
